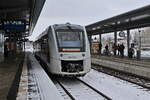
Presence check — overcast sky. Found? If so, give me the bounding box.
[29,0,150,40]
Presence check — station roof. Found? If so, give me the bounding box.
[0,0,45,37]
[86,5,150,35]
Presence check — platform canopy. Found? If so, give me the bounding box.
[0,0,45,37]
[86,5,150,35]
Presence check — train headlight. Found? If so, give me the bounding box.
[82,54,85,57]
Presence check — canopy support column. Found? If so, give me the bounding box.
[99,33,102,54]
[127,29,130,56]
[114,31,117,45]
[88,35,92,53]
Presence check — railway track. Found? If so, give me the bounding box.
[35,55,149,100]
[36,55,111,100]
[92,64,150,91]
[54,77,112,100]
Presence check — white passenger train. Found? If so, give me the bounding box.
[34,23,91,76]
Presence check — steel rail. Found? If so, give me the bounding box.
[76,78,112,100]
[92,64,150,91]
[56,79,75,100]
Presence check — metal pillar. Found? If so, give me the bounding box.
[88,35,92,53]
[113,31,117,56]
[9,33,11,52]
[127,29,130,56]
[99,33,102,54]
[114,31,117,45]
[24,37,25,52]
[99,33,101,42]
[14,34,17,55]
[137,30,141,60]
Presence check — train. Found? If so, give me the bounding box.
[34,23,91,76]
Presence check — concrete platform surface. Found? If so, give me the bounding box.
[0,54,24,100]
[17,53,64,100]
[16,55,28,100]
[92,55,150,79]
[93,55,150,68]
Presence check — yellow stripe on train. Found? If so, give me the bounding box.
[62,48,80,51]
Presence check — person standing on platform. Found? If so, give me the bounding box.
[105,44,109,55]
[120,43,125,58]
[4,43,8,57]
[117,44,120,55]
[128,43,135,58]
[99,42,102,54]
[112,43,117,56]
[128,47,134,58]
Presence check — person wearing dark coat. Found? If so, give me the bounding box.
[4,43,8,57]
[112,43,117,56]
[117,44,120,55]
[128,44,135,58]
[105,44,109,55]
[120,43,125,58]
[99,42,102,54]
[128,47,134,58]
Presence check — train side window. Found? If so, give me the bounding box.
[47,28,52,63]
[47,38,50,63]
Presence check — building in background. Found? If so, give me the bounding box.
[133,27,150,50]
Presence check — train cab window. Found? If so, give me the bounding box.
[56,31,85,52]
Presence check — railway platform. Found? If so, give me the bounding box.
[0,53,24,100]
[0,53,64,100]
[92,55,150,79]
[1,53,150,100]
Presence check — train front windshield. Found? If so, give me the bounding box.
[56,30,85,52]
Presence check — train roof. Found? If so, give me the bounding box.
[34,23,84,42]
[34,28,49,42]
[53,23,84,30]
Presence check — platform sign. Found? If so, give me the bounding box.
[119,31,126,37]
[3,20,26,31]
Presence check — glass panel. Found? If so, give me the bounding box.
[57,31,84,48]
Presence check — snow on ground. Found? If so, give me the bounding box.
[141,50,150,58]
[80,69,150,100]
[57,78,106,100]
